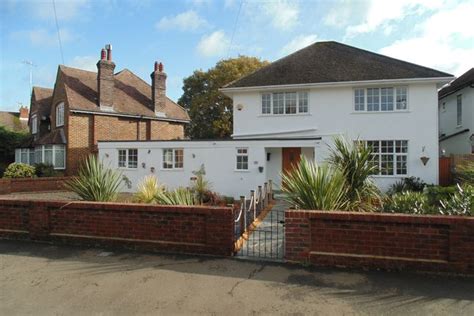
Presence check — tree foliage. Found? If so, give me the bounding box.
[0,126,30,177]
[178,56,269,139]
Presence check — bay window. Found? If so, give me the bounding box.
[16,145,66,169]
[262,91,309,115]
[355,87,408,112]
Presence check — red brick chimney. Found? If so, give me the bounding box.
[19,106,29,120]
[150,61,167,116]
[96,44,115,109]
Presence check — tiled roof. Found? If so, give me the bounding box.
[225,41,454,88]
[59,65,189,121]
[438,68,474,98]
[31,87,53,118]
[0,111,28,132]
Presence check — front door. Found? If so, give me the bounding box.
[282,147,301,175]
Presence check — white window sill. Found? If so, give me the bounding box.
[351,110,410,114]
[161,168,184,171]
[258,113,311,117]
[456,125,463,129]
[234,169,250,173]
[118,167,138,170]
[371,174,407,178]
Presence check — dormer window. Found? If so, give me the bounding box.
[31,115,38,134]
[56,102,64,127]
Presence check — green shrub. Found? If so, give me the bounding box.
[3,163,35,178]
[155,187,195,205]
[34,163,59,177]
[282,156,349,210]
[438,184,473,216]
[190,165,211,204]
[222,196,235,205]
[425,185,457,206]
[454,161,474,185]
[383,191,434,215]
[387,177,426,195]
[65,156,123,202]
[327,137,380,210]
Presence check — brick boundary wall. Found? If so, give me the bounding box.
[285,210,474,274]
[0,177,71,195]
[0,199,235,257]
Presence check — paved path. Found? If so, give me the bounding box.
[237,199,288,260]
[1,240,473,315]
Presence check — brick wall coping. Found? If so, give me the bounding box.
[0,176,71,183]
[0,198,232,215]
[286,209,474,225]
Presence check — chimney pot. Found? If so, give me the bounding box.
[159,62,164,72]
[19,106,29,120]
[105,44,112,61]
[100,48,106,60]
[154,61,159,72]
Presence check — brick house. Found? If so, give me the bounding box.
[15,45,189,175]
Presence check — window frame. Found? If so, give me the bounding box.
[31,114,38,134]
[56,102,64,127]
[235,147,249,171]
[118,148,138,169]
[29,145,66,170]
[261,91,309,115]
[365,140,408,177]
[354,86,409,113]
[162,148,184,170]
[456,94,462,127]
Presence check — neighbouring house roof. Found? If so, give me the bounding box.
[59,65,189,122]
[224,41,454,89]
[0,111,28,133]
[438,68,474,99]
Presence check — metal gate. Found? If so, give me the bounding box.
[233,182,285,261]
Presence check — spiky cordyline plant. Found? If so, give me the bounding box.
[65,155,123,202]
[134,175,162,204]
[327,136,380,211]
[155,187,195,206]
[281,157,349,210]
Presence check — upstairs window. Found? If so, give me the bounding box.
[457,94,462,126]
[31,115,38,134]
[355,87,408,112]
[262,92,309,115]
[56,102,64,127]
[118,149,138,168]
[163,149,184,169]
[236,148,248,170]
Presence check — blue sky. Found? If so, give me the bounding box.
[1,0,473,112]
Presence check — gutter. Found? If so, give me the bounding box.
[220,76,455,94]
[69,109,190,124]
[439,129,470,141]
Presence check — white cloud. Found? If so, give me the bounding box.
[379,1,474,76]
[280,34,318,56]
[196,30,230,57]
[11,28,74,47]
[34,0,90,21]
[69,55,97,71]
[156,10,209,31]
[263,0,299,30]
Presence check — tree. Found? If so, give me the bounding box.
[0,126,30,177]
[178,56,269,139]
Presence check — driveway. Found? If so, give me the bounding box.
[0,240,473,315]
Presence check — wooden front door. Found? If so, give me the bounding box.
[282,147,301,175]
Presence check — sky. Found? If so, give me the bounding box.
[0,0,473,112]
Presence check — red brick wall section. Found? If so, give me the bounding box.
[0,199,234,257]
[285,210,474,274]
[0,177,70,194]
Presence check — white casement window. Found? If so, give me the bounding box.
[30,145,66,169]
[262,92,309,115]
[355,87,408,112]
[56,102,64,127]
[162,149,184,169]
[457,94,462,126]
[118,149,138,168]
[236,148,249,170]
[31,115,38,134]
[366,140,408,176]
[15,148,35,165]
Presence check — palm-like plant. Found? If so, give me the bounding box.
[191,165,211,204]
[281,157,348,210]
[134,175,162,203]
[65,155,123,202]
[328,136,380,211]
[155,187,195,205]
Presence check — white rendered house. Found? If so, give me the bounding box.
[438,68,474,155]
[98,41,454,197]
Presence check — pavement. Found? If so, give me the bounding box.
[1,240,473,315]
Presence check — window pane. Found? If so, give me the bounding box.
[273,93,284,114]
[174,149,184,168]
[54,146,65,168]
[354,89,365,111]
[44,145,53,165]
[236,148,248,170]
[396,87,407,110]
[128,149,138,168]
[163,149,173,169]
[370,154,380,174]
[395,140,408,153]
[29,149,35,165]
[35,147,42,163]
[298,92,308,113]
[262,94,271,114]
[285,92,297,114]
[118,149,126,167]
[381,88,394,111]
[381,140,394,153]
[457,95,462,125]
[366,140,380,153]
[381,154,394,175]
[396,155,407,175]
[367,88,380,111]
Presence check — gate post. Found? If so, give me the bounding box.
[257,186,262,212]
[240,196,246,232]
